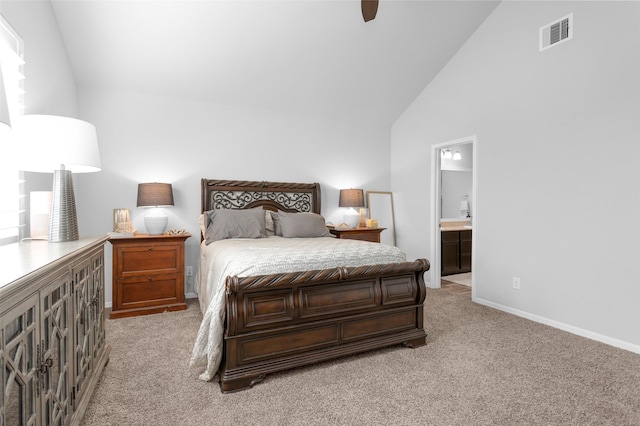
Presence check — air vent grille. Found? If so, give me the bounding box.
[540,14,573,51]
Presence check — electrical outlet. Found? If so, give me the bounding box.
[186,266,193,276]
[512,277,521,289]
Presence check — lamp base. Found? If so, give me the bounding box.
[144,213,168,235]
[343,212,360,229]
[49,169,79,242]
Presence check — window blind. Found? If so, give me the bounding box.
[0,14,25,246]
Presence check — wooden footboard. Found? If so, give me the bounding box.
[219,259,430,392]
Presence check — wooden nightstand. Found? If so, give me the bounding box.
[109,233,190,319]
[329,227,386,243]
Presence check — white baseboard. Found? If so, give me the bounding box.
[425,280,440,289]
[473,297,640,355]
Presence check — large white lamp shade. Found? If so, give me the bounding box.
[11,115,101,173]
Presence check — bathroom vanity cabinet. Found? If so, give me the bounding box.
[441,229,472,276]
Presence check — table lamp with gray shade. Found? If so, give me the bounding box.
[339,188,366,228]
[10,115,101,242]
[137,183,174,235]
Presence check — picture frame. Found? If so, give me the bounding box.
[366,191,396,246]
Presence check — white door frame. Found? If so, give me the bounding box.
[430,135,477,298]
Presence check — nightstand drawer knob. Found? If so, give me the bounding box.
[148,277,152,282]
[148,247,153,251]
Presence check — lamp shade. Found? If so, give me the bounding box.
[339,189,365,208]
[0,66,10,132]
[137,183,174,207]
[10,115,101,173]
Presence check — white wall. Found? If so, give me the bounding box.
[1,0,77,116]
[391,1,640,351]
[74,87,392,304]
[1,0,79,213]
[3,0,393,308]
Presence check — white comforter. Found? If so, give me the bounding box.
[189,236,406,381]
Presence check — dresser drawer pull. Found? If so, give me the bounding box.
[39,356,53,374]
[148,277,152,282]
[148,247,153,251]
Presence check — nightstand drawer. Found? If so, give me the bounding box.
[345,232,378,242]
[116,274,179,310]
[329,228,385,243]
[117,244,180,275]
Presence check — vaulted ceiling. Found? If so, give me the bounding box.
[51,0,500,126]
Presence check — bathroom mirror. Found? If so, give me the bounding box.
[366,191,396,246]
[441,170,472,220]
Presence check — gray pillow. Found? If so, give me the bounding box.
[205,208,266,244]
[270,211,282,236]
[276,211,331,238]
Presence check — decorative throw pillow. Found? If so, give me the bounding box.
[276,211,331,238]
[204,208,266,244]
[198,214,206,238]
[265,210,276,236]
[270,211,282,236]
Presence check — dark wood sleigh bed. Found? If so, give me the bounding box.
[201,179,430,392]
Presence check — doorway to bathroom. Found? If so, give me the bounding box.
[430,136,476,299]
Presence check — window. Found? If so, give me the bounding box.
[0,14,25,246]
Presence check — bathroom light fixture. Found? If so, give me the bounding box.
[453,150,462,160]
[11,115,101,242]
[442,149,453,160]
[137,182,174,234]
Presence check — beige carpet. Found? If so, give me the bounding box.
[82,289,640,426]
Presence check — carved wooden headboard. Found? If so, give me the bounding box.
[201,179,321,214]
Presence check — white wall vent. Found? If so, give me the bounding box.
[540,13,573,51]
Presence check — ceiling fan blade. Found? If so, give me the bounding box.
[362,0,378,22]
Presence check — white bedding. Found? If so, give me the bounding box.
[189,236,406,381]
